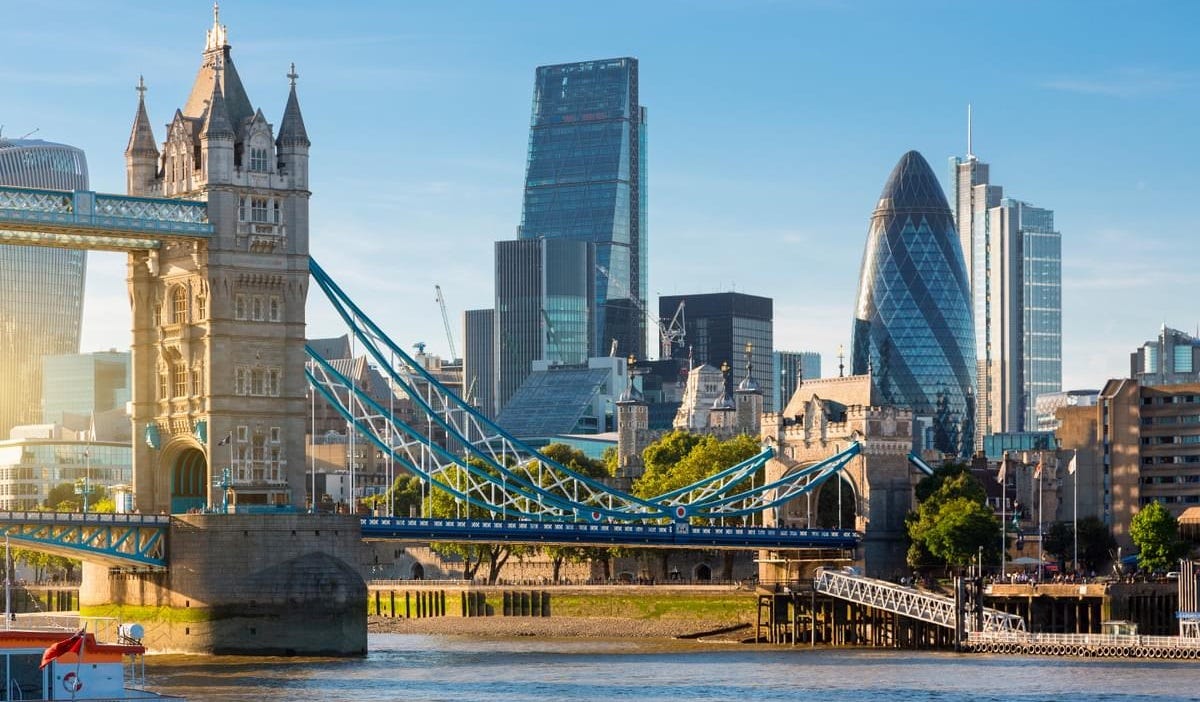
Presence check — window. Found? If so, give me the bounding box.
[273,201,281,224]
[172,358,188,398]
[153,303,162,327]
[191,368,203,396]
[238,198,246,221]
[269,296,282,322]
[171,286,188,324]
[267,369,280,396]
[234,294,247,320]
[250,147,269,172]
[251,197,269,223]
[1175,344,1194,373]
[237,425,249,442]
[235,367,247,395]
[251,369,265,396]
[270,427,281,443]
[252,296,264,321]
[196,296,207,321]
[158,372,168,400]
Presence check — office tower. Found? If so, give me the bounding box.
[659,292,774,411]
[773,350,821,411]
[0,138,90,438]
[462,309,496,419]
[1130,325,1200,385]
[42,350,131,432]
[985,198,1062,431]
[518,58,647,359]
[950,122,1062,438]
[494,238,595,414]
[851,150,975,456]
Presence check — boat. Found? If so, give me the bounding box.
[1,615,182,700]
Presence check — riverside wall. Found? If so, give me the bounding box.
[80,513,368,656]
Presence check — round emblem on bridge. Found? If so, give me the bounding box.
[675,506,686,518]
[591,511,601,521]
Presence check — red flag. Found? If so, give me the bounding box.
[1034,453,1044,480]
[39,630,84,669]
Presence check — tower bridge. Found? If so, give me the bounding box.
[0,8,883,655]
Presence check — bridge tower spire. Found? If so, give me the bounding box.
[127,6,311,513]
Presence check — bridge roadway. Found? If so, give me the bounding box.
[361,516,860,550]
[0,511,859,568]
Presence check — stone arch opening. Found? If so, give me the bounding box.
[170,447,207,514]
[410,562,424,580]
[815,475,856,529]
[694,563,712,582]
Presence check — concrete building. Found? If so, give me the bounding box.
[1035,390,1099,432]
[660,292,774,411]
[1131,325,1200,385]
[0,138,89,439]
[518,58,647,360]
[462,309,495,419]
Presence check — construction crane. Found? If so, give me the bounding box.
[434,284,458,362]
[595,264,686,359]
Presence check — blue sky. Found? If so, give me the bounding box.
[3,1,1197,391]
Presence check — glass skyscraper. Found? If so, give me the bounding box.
[851,150,975,456]
[0,138,89,439]
[518,58,647,360]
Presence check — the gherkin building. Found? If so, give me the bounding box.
[851,150,975,456]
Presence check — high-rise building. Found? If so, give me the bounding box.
[518,58,647,359]
[773,350,821,411]
[1131,325,1200,385]
[950,134,1062,438]
[659,292,774,411]
[494,238,594,414]
[852,150,975,456]
[42,350,131,429]
[0,138,89,438]
[462,309,496,419]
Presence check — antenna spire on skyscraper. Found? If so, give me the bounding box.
[967,103,974,160]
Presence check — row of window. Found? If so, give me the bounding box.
[1142,414,1200,426]
[1143,455,1200,465]
[233,426,283,444]
[1140,435,1200,446]
[1139,495,1200,505]
[234,294,283,322]
[1142,394,1200,405]
[1141,474,1200,484]
[156,286,206,326]
[237,196,282,224]
[159,366,202,400]
[234,366,282,397]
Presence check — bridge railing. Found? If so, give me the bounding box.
[814,568,1026,633]
[0,185,212,236]
[0,510,170,526]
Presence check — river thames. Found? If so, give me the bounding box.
[143,634,1198,701]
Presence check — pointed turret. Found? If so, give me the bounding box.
[201,71,235,183]
[276,63,310,189]
[125,76,160,196]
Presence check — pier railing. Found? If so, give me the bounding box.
[814,568,1026,632]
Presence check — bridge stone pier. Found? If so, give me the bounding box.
[81,514,366,656]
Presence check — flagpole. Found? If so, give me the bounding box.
[999,452,1007,580]
[1073,450,1079,575]
[1038,453,1044,583]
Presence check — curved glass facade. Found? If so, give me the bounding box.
[851,151,975,456]
[0,139,89,438]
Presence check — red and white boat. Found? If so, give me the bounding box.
[1,618,181,701]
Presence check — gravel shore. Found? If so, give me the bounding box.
[369,615,753,641]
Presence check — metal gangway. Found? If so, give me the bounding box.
[813,568,1025,633]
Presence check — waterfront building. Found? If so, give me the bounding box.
[851,150,975,456]
[1130,325,1200,385]
[1035,389,1098,432]
[950,138,1062,439]
[518,58,647,360]
[0,437,130,511]
[494,238,594,414]
[0,138,90,439]
[462,309,496,419]
[773,350,821,415]
[659,292,774,411]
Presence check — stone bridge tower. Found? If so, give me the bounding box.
[124,6,310,512]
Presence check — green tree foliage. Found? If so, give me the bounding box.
[906,465,999,569]
[1130,501,1190,573]
[537,444,611,583]
[363,474,424,518]
[43,482,109,512]
[633,432,760,502]
[1041,517,1117,573]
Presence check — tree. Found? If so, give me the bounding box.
[363,474,423,518]
[43,482,109,512]
[1042,517,1117,573]
[633,433,760,502]
[537,444,611,584]
[906,466,999,570]
[1130,501,1189,573]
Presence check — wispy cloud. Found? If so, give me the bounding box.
[1040,67,1196,98]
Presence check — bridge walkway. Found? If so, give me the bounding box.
[813,568,1026,633]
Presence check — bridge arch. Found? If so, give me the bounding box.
[162,440,207,514]
[815,474,857,530]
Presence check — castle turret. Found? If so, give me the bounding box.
[276,64,310,191]
[708,361,737,430]
[124,76,159,196]
[615,356,648,477]
[734,345,763,434]
[200,71,235,184]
